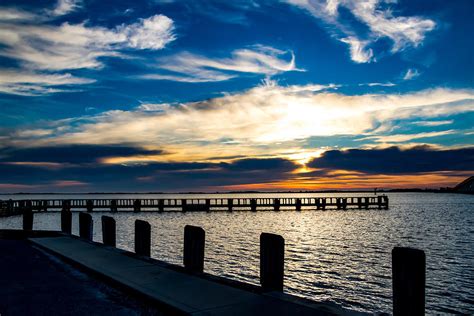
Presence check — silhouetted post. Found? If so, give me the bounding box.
[260,233,284,292]
[23,201,33,231]
[227,198,233,212]
[321,198,326,210]
[158,199,164,212]
[133,199,141,213]
[205,199,211,212]
[392,247,425,316]
[295,198,302,211]
[110,200,118,212]
[342,198,347,210]
[86,199,93,212]
[251,198,257,212]
[182,199,187,213]
[377,196,383,209]
[135,220,151,257]
[364,197,369,209]
[315,198,321,210]
[7,199,13,215]
[101,216,116,247]
[274,198,280,211]
[41,200,48,211]
[183,225,205,273]
[79,212,93,241]
[61,209,72,234]
[384,195,389,209]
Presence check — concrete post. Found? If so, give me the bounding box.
[133,199,141,213]
[79,212,93,241]
[101,216,116,247]
[260,233,284,292]
[295,198,302,211]
[110,200,118,212]
[250,199,257,212]
[86,199,93,212]
[135,220,151,257]
[61,209,72,234]
[183,225,205,273]
[23,201,33,231]
[392,247,425,316]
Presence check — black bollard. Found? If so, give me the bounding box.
[250,198,257,212]
[183,225,205,273]
[158,199,164,212]
[61,209,72,234]
[23,201,33,231]
[227,198,233,212]
[260,233,284,292]
[101,216,116,247]
[295,198,302,211]
[79,212,93,241]
[274,198,280,211]
[135,220,151,257]
[392,247,425,316]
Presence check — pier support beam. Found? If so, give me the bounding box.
[79,212,93,241]
[101,216,116,247]
[295,198,302,211]
[250,199,257,212]
[274,198,280,211]
[183,225,205,273]
[158,199,164,212]
[260,233,284,292]
[392,247,425,316]
[86,200,93,212]
[61,210,72,234]
[133,199,141,213]
[227,198,233,212]
[22,201,33,231]
[110,200,118,212]
[135,220,151,257]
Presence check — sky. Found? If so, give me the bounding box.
[0,0,473,192]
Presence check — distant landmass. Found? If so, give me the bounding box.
[453,176,474,194]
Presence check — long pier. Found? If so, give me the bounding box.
[1,196,388,216]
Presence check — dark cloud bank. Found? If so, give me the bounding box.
[0,145,472,191]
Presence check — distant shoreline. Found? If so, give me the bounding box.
[0,188,465,195]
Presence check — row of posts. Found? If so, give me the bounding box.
[19,206,424,315]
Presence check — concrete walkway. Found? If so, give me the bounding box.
[0,239,165,315]
[30,236,362,316]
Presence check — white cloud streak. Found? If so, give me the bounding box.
[403,68,420,80]
[50,0,82,16]
[0,70,95,96]
[143,45,302,82]
[285,0,435,63]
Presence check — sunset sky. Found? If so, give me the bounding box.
[0,0,473,192]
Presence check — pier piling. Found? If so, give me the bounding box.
[183,225,205,273]
[61,209,72,234]
[79,212,93,241]
[135,220,151,257]
[133,199,141,213]
[110,200,118,212]
[392,247,425,316]
[260,233,284,292]
[22,201,33,231]
[86,199,93,212]
[101,216,116,247]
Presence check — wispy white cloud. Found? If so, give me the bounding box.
[49,0,82,16]
[0,15,175,71]
[403,68,421,80]
[143,45,302,82]
[0,8,36,21]
[0,69,95,96]
[412,120,453,127]
[284,0,435,63]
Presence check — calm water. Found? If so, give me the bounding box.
[1,192,473,314]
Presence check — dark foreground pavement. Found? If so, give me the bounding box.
[0,239,166,315]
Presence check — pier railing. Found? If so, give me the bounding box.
[0,195,388,216]
[16,209,424,315]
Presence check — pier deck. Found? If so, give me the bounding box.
[1,196,388,216]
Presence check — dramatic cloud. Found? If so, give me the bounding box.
[4,83,473,164]
[143,45,301,82]
[308,146,474,174]
[285,0,435,63]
